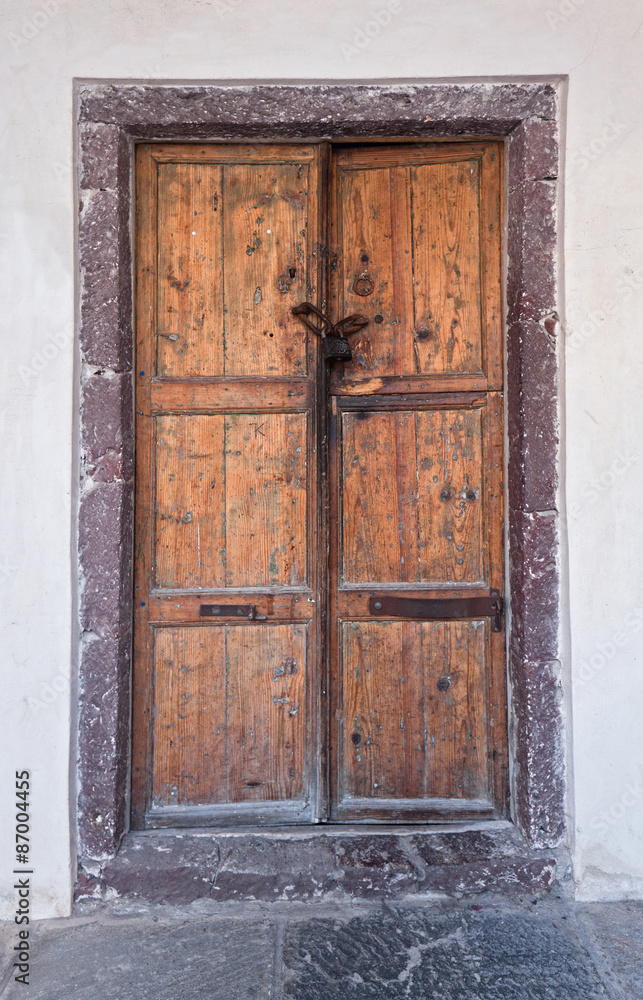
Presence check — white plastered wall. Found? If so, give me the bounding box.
[0,0,642,918]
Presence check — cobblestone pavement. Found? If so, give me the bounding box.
[0,897,641,999]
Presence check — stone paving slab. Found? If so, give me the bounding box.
[0,915,275,1000]
[0,899,641,1000]
[577,902,643,999]
[282,905,611,1000]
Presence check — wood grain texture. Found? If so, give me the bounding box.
[152,623,306,805]
[411,160,483,374]
[341,405,485,586]
[415,406,485,584]
[421,619,487,799]
[339,619,488,802]
[335,164,416,376]
[150,378,312,413]
[224,412,308,588]
[223,162,311,376]
[341,620,425,799]
[154,412,308,589]
[132,145,157,826]
[341,410,419,584]
[154,414,227,589]
[153,626,227,805]
[157,162,224,376]
[330,145,499,383]
[155,150,319,378]
[226,624,306,801]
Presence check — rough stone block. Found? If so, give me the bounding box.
[1,914,274,1000]
[523,119,559,180]
[79,188,121,273]
[506,319,559,513]
[509,510,559,663]
[82,373,134,482]
[77,635,130,860]
[282,907,606,999]
[511,660,565,848]
[79,482,133,640]
[408,828,556,894]
[334,836,420,897]
[212,835,339,900]
[99,832,220,904]
[79,265,123,368]
[78,82,557,135]
[79,124,121,189]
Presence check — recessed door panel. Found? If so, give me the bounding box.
[341,406,486,585]
[151,623,307,809]
[156,152,316,377]
[339,619,488,803]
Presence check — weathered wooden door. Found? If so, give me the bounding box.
[132,140,506,829]
[327,143,506,821]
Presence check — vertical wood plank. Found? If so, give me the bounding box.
[416,407,485,584]
[157,163,224,376]
[227,624,306,801]
[223,162,310,376]
[153,626,227,805]
[479,145,503,389]
[422,620,488,799]
[341,621,425,799]
[154,414,226,589]
[225,412,308,588]
[412,160,483,375]
[335,165,416,377]
[341,410,419,583]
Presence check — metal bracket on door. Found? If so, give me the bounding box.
[368,590,504,632]
[199,604,262,619]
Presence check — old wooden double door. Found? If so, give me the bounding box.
[132,140,507,829]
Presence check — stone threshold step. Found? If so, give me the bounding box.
[77,820,567,905]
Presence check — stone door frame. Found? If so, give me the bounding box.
[76,81,564,872]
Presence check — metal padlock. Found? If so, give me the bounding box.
[322,336,352,361]
[291,302,368,363]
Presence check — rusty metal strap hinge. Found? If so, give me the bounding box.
[369,591,504,632]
